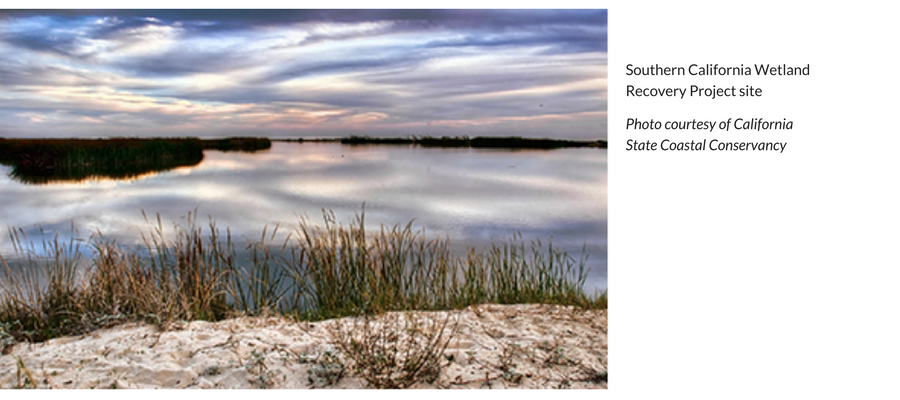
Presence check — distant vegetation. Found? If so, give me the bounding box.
[0,134,597,183]
[0,138,204,184]
[0,135,601,184]
[337,135,607,149]
[340,136,416,145]
[202,137,272,152]
[0,137,270,184]
[0,211,605,347]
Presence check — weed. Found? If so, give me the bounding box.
[307,350,345,388]
[203,365,221,376]
[1,321,17,354]
[329,311,458,388]
[15,356,36,389]
[465,350,477,364]
[495,341,524,385]
[545,346,578,366]
[245,349,272,388]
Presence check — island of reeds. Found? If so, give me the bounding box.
[0,211,605,349]
[201,137,273,152]
[0,137,271,184]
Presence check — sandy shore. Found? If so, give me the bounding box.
[0,304,607,389]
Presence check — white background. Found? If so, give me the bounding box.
[612,1,900,398]
[11,1,900,399]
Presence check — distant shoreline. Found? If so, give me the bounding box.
[0,135,607,149]
[275,135,608,149]
[0,136,606,184]
[0,137,272,184]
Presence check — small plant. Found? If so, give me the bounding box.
[464,350,477,364]
[329,311,458,389]
[307,350,345,388]
[245,349,272,388]
[496,341,524,385]
[545,346,578,366]
[15,356,36,389]
[1,321,17,354]
[296,351,314,364]
[203,365,221,376]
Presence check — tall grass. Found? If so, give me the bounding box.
[0,227,86,343]
[0,211,605,347]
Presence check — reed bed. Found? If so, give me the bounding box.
[0,137,271,184]
[418,136,604,149]
[0,211,604,348]
[201,137,271,152]
[0,138,205,184]
[340,136,415,145]
[337,135,607,149]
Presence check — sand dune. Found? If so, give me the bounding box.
[0,304,607,389]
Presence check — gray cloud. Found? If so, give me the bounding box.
[0,10,607,139]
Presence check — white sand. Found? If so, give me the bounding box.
[0,304,607,389]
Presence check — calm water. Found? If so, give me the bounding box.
[0,142,607,290]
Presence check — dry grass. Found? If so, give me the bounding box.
[329,311,458,388]
[0,210,605,347]
[15,356,36,389]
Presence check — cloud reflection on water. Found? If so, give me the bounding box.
[0,142,607,289]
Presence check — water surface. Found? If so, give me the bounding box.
[0,142,607,290]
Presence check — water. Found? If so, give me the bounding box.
[0,142,607,290]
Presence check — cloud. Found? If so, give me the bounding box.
[1,9,607,30]
[0,10,607,139]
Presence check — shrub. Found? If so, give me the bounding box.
[328,311,458,388]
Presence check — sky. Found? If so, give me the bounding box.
[0,10,607,139]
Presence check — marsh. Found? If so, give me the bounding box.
[0,141,607,291]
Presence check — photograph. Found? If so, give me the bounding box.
[0,9,607,389]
